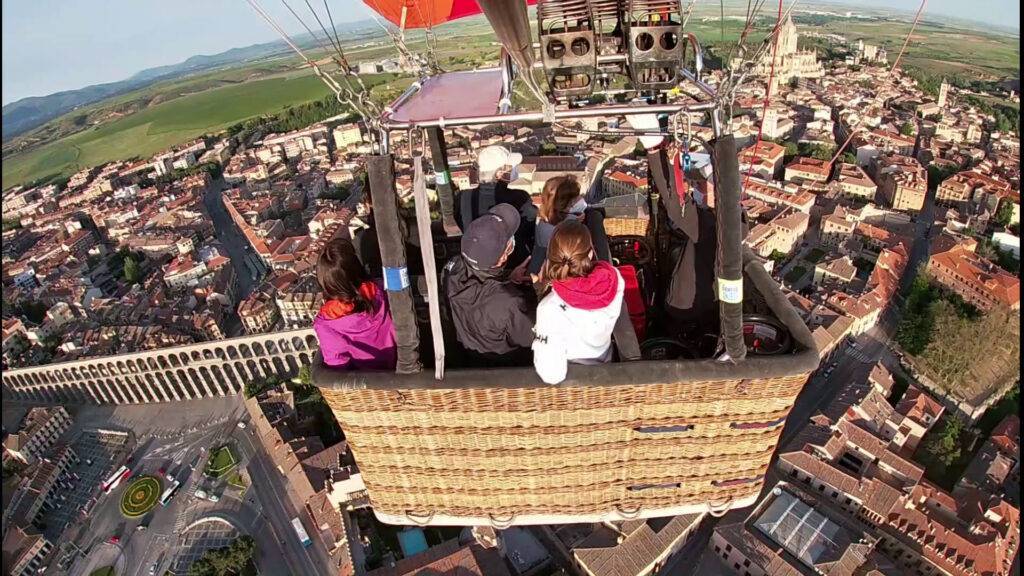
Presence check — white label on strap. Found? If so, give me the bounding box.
[718,278,743,304]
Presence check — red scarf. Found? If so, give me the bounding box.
[320,281,377,320]
[552,261,619,311]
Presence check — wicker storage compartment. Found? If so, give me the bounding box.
[315,251,819,526]
[604,216,651,237]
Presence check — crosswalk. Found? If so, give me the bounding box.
[843,346,876,364]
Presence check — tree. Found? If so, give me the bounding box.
[788,77,800,89]
[632,141,646,158]
[243,379,270,399]
[994,200,1015,228]
[320,185,350,202]
[900,121,916,137]
[2,218,21,232]
[783,141,799,158]
[925,416,965,467]
[927,163,960,191]
[840,152,857,165]
[187,535,256,576]
[297,364,312,387]
[896,272,936,355]
[809,146,834,161]
[538,142,558,156]
[123,255,141,284]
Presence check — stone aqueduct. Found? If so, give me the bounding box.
[1,329,319,405]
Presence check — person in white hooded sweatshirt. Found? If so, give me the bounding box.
[532,220,624,384]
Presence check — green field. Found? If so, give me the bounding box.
[2,74,332,189]
[2,6,1017,190]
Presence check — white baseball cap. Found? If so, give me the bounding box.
[477,145,523,176]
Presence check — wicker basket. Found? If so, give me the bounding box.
[315,251,819,526]
[604,216,651,237]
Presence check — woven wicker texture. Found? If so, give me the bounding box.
[322,373,808,521]
[605,217,651,237]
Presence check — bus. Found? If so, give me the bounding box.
[159,478,181,506]
[291,517,312,548]
[101,466,131,494]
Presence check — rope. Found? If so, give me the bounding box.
[889,0,929,74]
[680,0,699,29]
[246,0,377,123]
[827,0,925,166]
[741,0,784,193]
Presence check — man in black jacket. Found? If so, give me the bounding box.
[445,204,535,367]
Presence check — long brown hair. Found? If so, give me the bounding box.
[316,238,370,311]
[541,220,595,283]
[538,175,581,225]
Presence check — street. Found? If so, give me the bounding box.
[237,428,337,576]
[202,181,262,336]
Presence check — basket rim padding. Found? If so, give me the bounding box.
[313,248,819,390]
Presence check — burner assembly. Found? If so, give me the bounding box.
[536,0,687,101]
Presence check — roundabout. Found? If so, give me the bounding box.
[120,475,162,518]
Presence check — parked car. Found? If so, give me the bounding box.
[108,536,120,544]
[237,421,247,429]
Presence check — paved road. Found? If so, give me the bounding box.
[202,180,262,336]
[238,428,336,576]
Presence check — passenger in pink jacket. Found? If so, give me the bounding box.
[313,238,397,371]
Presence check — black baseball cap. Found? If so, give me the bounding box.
[461,204,520,270]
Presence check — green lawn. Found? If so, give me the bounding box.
[805,249,826,264]
[204,445,239,478]
[227,471,248,491]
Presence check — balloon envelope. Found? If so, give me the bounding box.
[363,0,536,29]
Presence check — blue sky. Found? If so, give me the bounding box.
[2,0,1019,105]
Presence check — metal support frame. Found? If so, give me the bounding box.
[426,127,461,237]
[381,99,717,131]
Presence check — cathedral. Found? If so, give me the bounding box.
[732,15,825,88]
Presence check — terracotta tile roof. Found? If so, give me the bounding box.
[894,386,944,428]
[929,244,1020,309]
[607,170,649,188]
[573,514,702,576]
[818,256,857,282]
[786,157,832,178]
[867,363,895,396]
[990,415,1020,457]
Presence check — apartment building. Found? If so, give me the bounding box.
[2,407,72,465]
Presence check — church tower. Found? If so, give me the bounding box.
[937,79,949,108]
[778,15,799,57]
